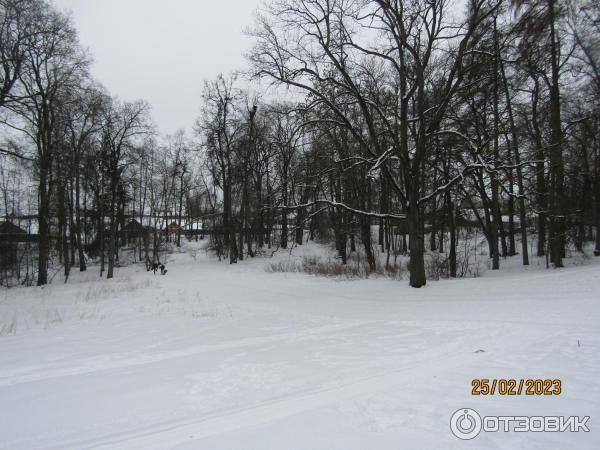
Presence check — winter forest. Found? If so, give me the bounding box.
[0,0,598,288]
[0,0,599,449]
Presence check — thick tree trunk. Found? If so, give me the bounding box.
[223,176,237,264]
[361,216,376,272]
[407,200,426,288]
[295,189,310,246]
[490,180,500,269]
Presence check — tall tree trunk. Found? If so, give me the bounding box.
[507,161,516,256]
[490,21,502,269]
[595,159,600,256]
[335,209,347,264]
[595,180,600,256]
[257,174,264,248]
[531,80,547,256]
[75,163,86,271]
[500,57,529,264]
[379,173,386,251]
[225,178,237,264]
[295,188,310,245]
[106,180,117,279]
[446,190,457,278]
[37,154,50,286]
[430,181,437,252]
[281,175,288,249]
[58,180,70,282]
[99,200,105,277]
[548,0,565,267]
[239,183,245,260]
[68,177,76,267]
[490,158,500,268]
[177,178,184,248]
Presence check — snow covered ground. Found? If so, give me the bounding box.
[0,242,599,449]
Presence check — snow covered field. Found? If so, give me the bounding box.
[0,243,599,449]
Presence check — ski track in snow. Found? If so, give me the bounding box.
[0,243,599,449]
[0,321,370,387]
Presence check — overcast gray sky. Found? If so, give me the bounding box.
[53,0,264,135]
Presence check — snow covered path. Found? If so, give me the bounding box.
[0,248,599,449]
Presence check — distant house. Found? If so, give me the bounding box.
[0,221,27,241]
[123,219,145,234]
[166,222,182,236]
[0,222,28,268]
[0,221,25,233]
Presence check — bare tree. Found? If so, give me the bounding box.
[9,3,88,285]
[101,99,150,279]
[249,0,495,287]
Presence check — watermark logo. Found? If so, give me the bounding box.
[450,408,590,440]
[450,408,482,440]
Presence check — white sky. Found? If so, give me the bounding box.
[53,0,264,136]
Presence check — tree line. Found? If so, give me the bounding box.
[1,0,599,288]
[0,0,202,285]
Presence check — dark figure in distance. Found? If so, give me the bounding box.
[147,261,167,275]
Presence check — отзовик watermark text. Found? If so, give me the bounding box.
[450,408,590,440]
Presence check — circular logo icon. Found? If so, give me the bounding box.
[450,408,482,440]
